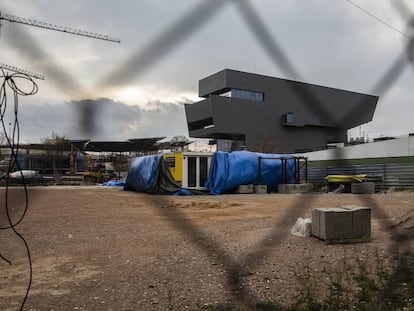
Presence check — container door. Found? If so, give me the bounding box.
[200,157,209,187]
[187,156,197,187]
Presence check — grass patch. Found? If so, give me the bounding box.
[209,251,414,311]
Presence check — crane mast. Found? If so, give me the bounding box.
[0,11,120,43]
[0,63,45,80]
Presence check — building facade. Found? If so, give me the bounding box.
[185,69,378,153]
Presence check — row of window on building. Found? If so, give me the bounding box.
[220,88,264,101]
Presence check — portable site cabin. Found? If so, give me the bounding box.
[163,152,213,189]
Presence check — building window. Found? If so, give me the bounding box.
[221,90,231,97]
[282,112,294,124]
[188,117,214,131]
[219,88,264,101]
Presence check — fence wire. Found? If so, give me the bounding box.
[1,0,414,309]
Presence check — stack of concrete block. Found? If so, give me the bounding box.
[278,183,313,194]
[351,182,375,194]
[312,205,371,244]
[253,184,268,194]
[236,184,254,194]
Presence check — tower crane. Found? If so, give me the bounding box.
[0,11,121,80]
[0,62,45,80]
[0,11,121,43]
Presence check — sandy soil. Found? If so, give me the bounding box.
[1,187,414,310]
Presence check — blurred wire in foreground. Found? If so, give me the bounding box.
[0,69,38,310]
[2,0,414,308]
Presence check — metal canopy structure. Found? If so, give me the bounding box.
[2,137,195,153]
[1,137,167,153]
[156,140,192,151]
[71,137,166,153]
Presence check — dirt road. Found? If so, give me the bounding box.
[1,187,413,310]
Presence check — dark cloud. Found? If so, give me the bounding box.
[1,0,414,141]
[17,98,188,142]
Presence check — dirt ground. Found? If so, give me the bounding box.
[1,186,414,310]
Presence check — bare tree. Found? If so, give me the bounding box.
[112,154,130,179]
[42,132,71,174]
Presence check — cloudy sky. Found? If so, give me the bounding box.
[0,0,414,143]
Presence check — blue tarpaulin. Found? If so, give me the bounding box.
[101,180,126,187]
[205,151,295,194]
[125,151,296,195]
[125,155,161,193]
[125,155,183,194]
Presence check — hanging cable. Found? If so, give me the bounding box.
[345,0,412,40]
[0,68,38,311]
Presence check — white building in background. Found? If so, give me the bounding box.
[297,135,414,161]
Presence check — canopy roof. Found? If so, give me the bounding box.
[3,137,192,153]
[73,137,165,152]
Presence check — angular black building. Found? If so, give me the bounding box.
[185,69,378,153]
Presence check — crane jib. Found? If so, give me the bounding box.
[0,11,121,43]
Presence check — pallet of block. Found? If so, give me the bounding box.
[312,205,371,244]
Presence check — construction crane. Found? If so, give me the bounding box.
[0,11,120,43]
[0,62,45,80]
[0,11,120,80]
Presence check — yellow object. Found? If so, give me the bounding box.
[163,152,213,188]
[325,174,366,183]
[163,153,183,184]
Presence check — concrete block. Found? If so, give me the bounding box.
[236,184,254,194]
[253,184,267,194]
[312,205,371,243]
[351,182,375,194]
[278,183,313,194]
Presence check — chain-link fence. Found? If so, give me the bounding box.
[1,1,414,309]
